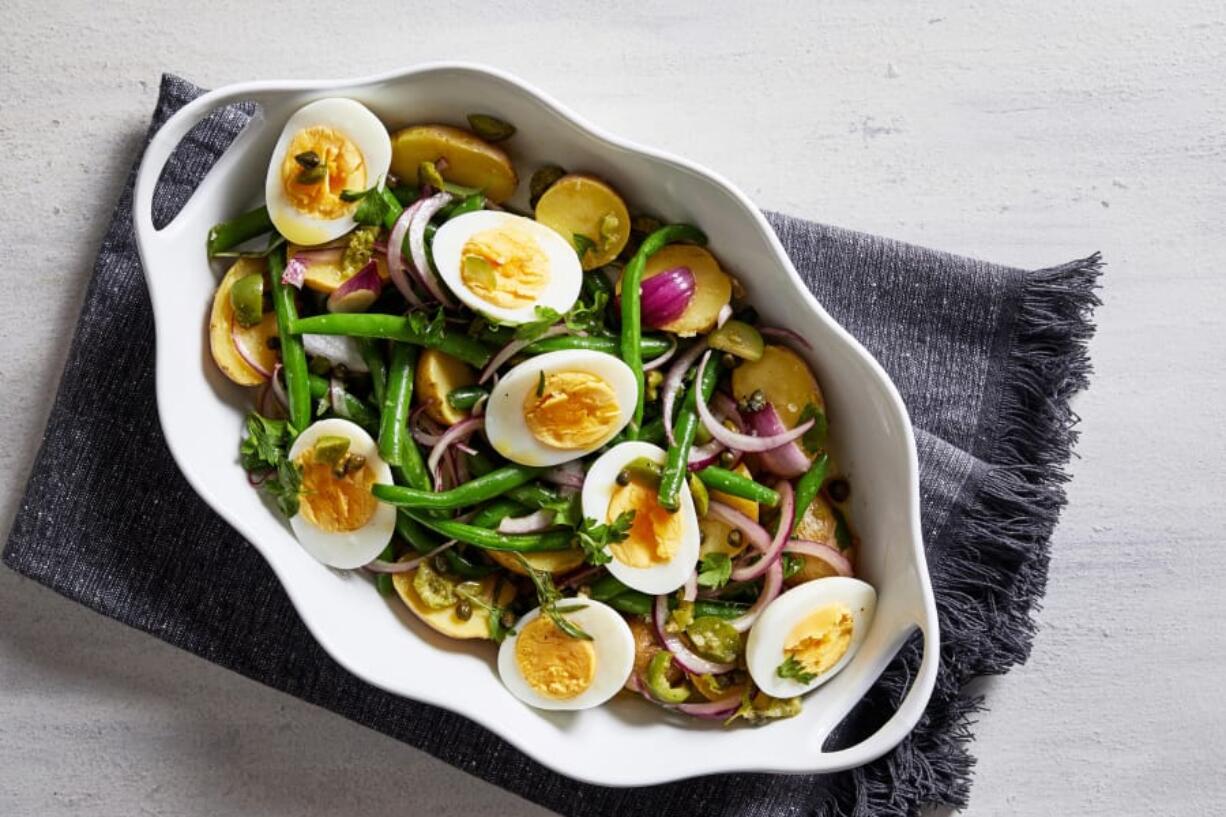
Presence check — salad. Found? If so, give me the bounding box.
[207,98,874,724]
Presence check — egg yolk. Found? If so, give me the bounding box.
[523,371,620,449]
[280,127,366,220]
[295,449,378,533]
[515,615,597,700]
[783,604,854,677]
[606,479,681,568]
[460,224,550,308]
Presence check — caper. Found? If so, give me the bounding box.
[616,469,631,486]
[720,352,740,370]
[345,454,366,474]
[827,478,851,503]
[432,554,450,574]
[737,389,766,414]
[295,163,327,185]
[455,599,473,621]
[719,449,737,467]
[466,113,517,143]
[293,151,321,169]
[727,529,743,547]
[265,336,281,351]
[529,165,566,206]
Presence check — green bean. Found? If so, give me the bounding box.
[792,452,830,528]
[636,417,667,447]
[357,338,387,406]
[447,385,488,411]
[522,333,673,360]
[658,355,721,511]
[389,185,419,206]
[207,206,273,256]
[620,224,708,436]
[404,510,575,552]
[307,374,379,432]
[468,498,529,529]
[267,247,311,432]
[464,449,496,477]
[505,482,566,511]
[582,268,615,301]
[605,589,748,620]
[289,313,492,368]
[588,572,631,602]
[696,466,781,508]
[380,187,404,230]
[395,512,493,578]
[378,344,415,467]
[373,464,544,510]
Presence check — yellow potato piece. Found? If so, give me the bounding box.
[637,245,731,336]
[389,125,518,203]
[534,174,630,269]
[787,494,848,586]
[699,463,759,558]
[486,547,587,576]
[209,257,269,386]
[731,344,825,429]
[286,243,390,294]
[415,348,477,426]
[393,564,516,640]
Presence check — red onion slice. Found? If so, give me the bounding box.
[427,416,484,489]
[410,404,445,446]
[478,325,567,383]
[729,481,793,582]
[653,594,735,675]
[408,191,455,307]
[639,266,695,328]
[269,363,289,410]
[497,509,557,534]
[327,259,383,313]
[387,198,425,306]
[542,461,585,489]
[281,256,307,288]
[673,691,743,720]
[783,539,854,577]
[642,337,678,372]
[662,341,707,445]
[759,326,814,351]
[686,439,725,470]
[363,539,457,574]
[743,403,812,478]
[706,501,772,553]
[230,323,272,379]
[694,352,814,452]
[302,334,369,373]
[728,559,782,633]
[681,571,698,603]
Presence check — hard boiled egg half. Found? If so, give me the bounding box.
[745,577,877,698]
[285,418,396,569]
[497,599,634,711]
[581,442,701,595]
[265,98,392,246]
[485,350,635,467]
[432,210,582,325]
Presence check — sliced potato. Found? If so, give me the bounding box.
[699,463,759,558]
[486,547,586,576]
[731,344,825,429]
[415,348,477,426]
[393,565,516,640]
[534,174,630,269]
[628,615,662,687]
[787,494,844,585]
[638,245,731,336]
[209,257,269,386]
[231,312,280,377]
[389,125,518,203]
[287,243,390,294]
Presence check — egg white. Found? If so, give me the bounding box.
[264,98,392,247]
[485,350,636,467]
[432,210,582,325]
[745,577,877,698]
[497,600,635,711]
[285,418,396,569]
[580,442,701,595]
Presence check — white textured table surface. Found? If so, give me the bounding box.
[2,2,1224,815]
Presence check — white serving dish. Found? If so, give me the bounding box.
[132,63,938,786]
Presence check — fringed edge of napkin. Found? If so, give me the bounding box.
[841,254,1102,816]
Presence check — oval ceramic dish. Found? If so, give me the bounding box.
[132,63,938,785]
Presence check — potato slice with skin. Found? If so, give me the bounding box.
[634,245,731,336]
[286,243,390,294]
[787,494,849,586]
[486,547,586,576]
[393,564,516,640]
[534,174,631,269]
[231,312,280,378]
[415,348,477,426]
[389,125,518,203]
[731,344,825,429]
[209,257,270,386]
[699,462,759,558]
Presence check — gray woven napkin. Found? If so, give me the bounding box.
[3,75,1100,817]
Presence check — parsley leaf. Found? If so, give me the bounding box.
[407,308,447,345]
[725,688,803,726]
[575,511,635,567]
[696,552,733,589]
[536,491,581,529]
[781,552,804,580]
[514,305,563,342]
[515,555,592,640]
[352,185,390,227]
[564,290,609,335]
[797,403,829,454]
[776,655,818,684]
[572,233,596,261]
[238,412,302,517]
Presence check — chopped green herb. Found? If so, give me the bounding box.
[564,291,609,336]
[696,552,732,589]
[776,655,818,684]
[238,412,302,518]
[516,555,592,640]
[406,307,447,345]
[575,511,635,567]
[725,689,803,725]
[514,305,562,342]
[572,233,597,261]
[352,185,391,226]
[781,552,804,580]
